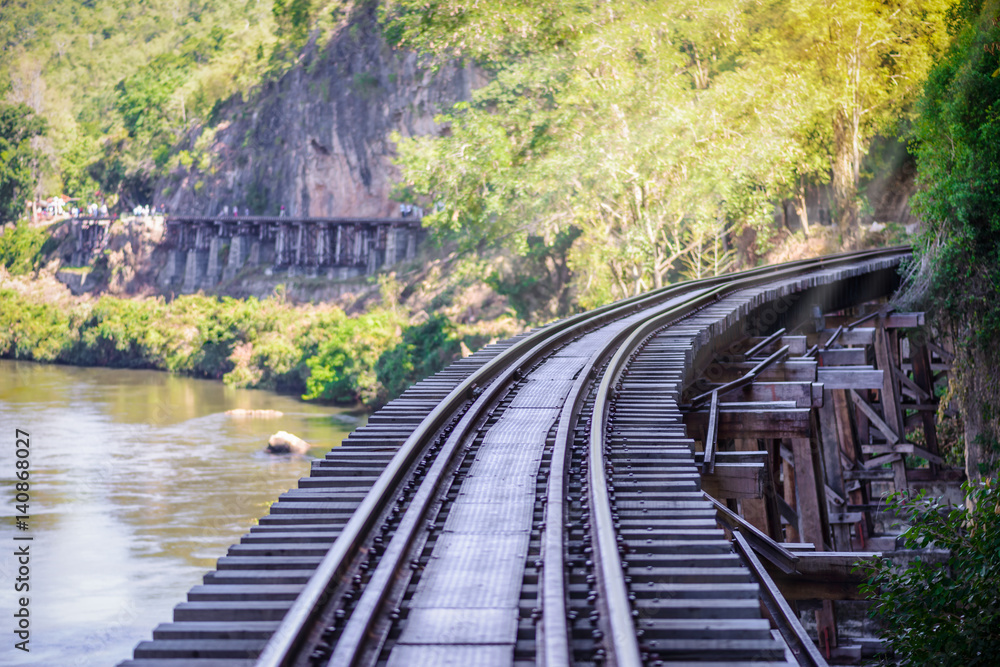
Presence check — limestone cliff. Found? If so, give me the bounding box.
[156,4,478,218]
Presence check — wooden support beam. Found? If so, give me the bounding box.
[815,393,852,552]
[849,389,899,445]
[712,360,817,382]
[792,437,828,550]
[812,327,875,347]
[892,364,932,402]
[910,339,942,475]
[765,552,882,601]
[735,439,773,537]
[843,468,894,481]
[715,382,823,408]
[816,348,868,366]
[778,491,799,534]
[684,408,812,439]
[703,390,719,474]
[694,346,793,404]
[861,442,944,466]
[765,438,784,544]
[826,312,925,328]
[831,388,871,541]
[862,453,902,469]
[744,328,787,358]
[700,462,766,499]
[705,492,800,574]
[874,322,908,492]
[816,367,884,389]
[926,340,955,363]
[742,335,808,356]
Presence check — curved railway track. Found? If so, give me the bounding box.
[121,247,909,667]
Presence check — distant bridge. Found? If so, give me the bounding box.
[71,215,425,292]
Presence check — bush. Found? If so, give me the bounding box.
[0,223,53,275]
[375,314,460,406]
[303,309,404,404]
[860,478,1000,665]
[0,289,76,360]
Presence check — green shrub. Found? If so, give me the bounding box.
[0,223,53,275]
[0,290,76,361]
[860,478,1000,665]
[71,295,161,367]
[303,309,404,404]
[0,286,477,409]
[375,314,460,405]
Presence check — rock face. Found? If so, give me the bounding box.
[156,4,478,218]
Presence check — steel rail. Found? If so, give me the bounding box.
[538,246,906,664]
[704,491,800,574]
[326,263,789,664]
[257,246,910,666]
[318,262,790,664]
[256,270,720,666]
[743,327,787,359]
[733,530,830,666]
[540,284,730,666]
[586,247,910,665]
[323,291,693,666]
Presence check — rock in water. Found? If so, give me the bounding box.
[267,431,310,454]
[227,408,284,419]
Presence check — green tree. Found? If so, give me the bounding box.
[273,0,314,46]
[387,0,953,307]
[0,221,52,274]
[0,102,47,224]
[769,0,954,236]
[906,0,1000,480]
[861,478,1000,665]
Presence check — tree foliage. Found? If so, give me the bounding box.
[0,0,280,205]
[906,0,1000,478]
[385,0,954,307]
[860,478,1000,665]
[0,222,55,274]
[0,102,47,223]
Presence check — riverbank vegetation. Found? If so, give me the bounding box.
[0,275,516,408]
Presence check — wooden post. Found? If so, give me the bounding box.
[874,321,908,492]
[765,439,783,543]
[735,439,772,537]
[791,434,837,650]
[817,391,852,550]
[832,389,872,542]
[791,437,828,549]
[911,335,941,475]
[781,446,800,543]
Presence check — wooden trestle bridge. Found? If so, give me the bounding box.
[120,246,958,666]
[71,215,423,292]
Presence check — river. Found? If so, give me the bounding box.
[0,359,363,665]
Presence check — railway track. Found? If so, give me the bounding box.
[121,247,908,667]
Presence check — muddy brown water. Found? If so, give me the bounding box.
[0,359,364,665]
